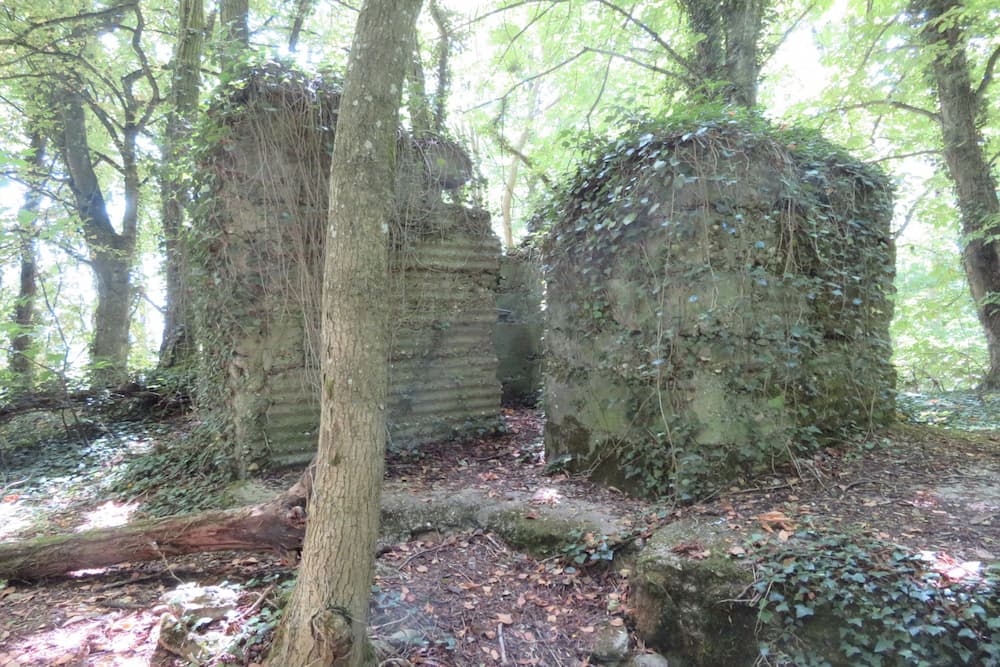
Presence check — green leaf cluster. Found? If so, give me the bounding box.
[754,532,1000,666]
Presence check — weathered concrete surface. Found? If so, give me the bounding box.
[193,66,502,474]
[630,519,758,666]
[495,251,544,406]
[543,124,896,498]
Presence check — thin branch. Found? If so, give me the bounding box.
[493,1,562,69]
[974,44,1000,102]
[460,0,569,30]
[893,181,937,240]
[583,46,684,81]
[834,99,941,123]
[759,2,817,68]
[586,54,612,133]
[591,0,696,77]
[493,128,552,189]
[0,3,135,48]
[870,149,943,163]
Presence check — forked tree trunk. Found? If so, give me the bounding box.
[0,467,313,581]
[264,1,422,666]
[57,92,137,388]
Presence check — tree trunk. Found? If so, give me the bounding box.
[8,132,45,390]
[287,0,313,52]
[0,468,312,581]
[56,92,137,388]
[428,0,451,133]
[159,0,204,369]
[680,0,765,107]
[406,29,433,136]
[218,0,249,74]
[919,0,1000,388]
[264,1,422,666]
[501,126,529,249]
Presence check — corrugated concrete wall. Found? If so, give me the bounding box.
[387,210,503,448]
[263,208,504,468]
[195,68,501,474]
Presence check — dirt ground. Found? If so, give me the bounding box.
[0,406,998,666]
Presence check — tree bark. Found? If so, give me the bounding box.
[56,92,137,388]
[919,0,1000,388]
[680,0,765,107]
[218,0,249,74]
[264,1,422,665]
[8,132,46,390]
[0,468,312,581]
[158,0,204,369]
[287,0,313,52]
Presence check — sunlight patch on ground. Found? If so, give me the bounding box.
[0,612,157,667]
[918,550,983,583]
[74,500,138,532]
[0,500,30,539]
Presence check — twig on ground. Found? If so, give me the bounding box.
[498,622,509,665]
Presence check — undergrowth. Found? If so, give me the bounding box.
[109,417,235,517]
[752,531,1000,666]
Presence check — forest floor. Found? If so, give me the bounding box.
[0,393,998,666]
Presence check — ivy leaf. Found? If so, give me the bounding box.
[794,604,814,618]
[873,638,895,653]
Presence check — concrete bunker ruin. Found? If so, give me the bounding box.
[191,65,502,475]
[542,119,896,499]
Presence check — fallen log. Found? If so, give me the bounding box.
[0,466,314,581]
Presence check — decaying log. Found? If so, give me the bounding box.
[0,465,315,581]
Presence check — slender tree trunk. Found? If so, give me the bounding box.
[8,132,45,390]
[219,0,248,45]
[406,29,433,136]
[264,1,422,665]
[57,92,137,388]
[919,0,1000,388]
[501,126,529,249]
[159,0,204,368]
[428,0,451,133]
[287,0,313,52]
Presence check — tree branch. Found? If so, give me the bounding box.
[834,99,941,123]
[0,3,135,48]
[759,2,817,68]
[974,44,1000,102]
[590,0,696,78]
[870,149,943,163]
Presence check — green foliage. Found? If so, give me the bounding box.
[560,528,616,566]
[753,532,1000,666]
[896,390,1000,430]
[892,215,987,391]
[223,574,296,661]
[108,417,234,516]
[539,112,895,500]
